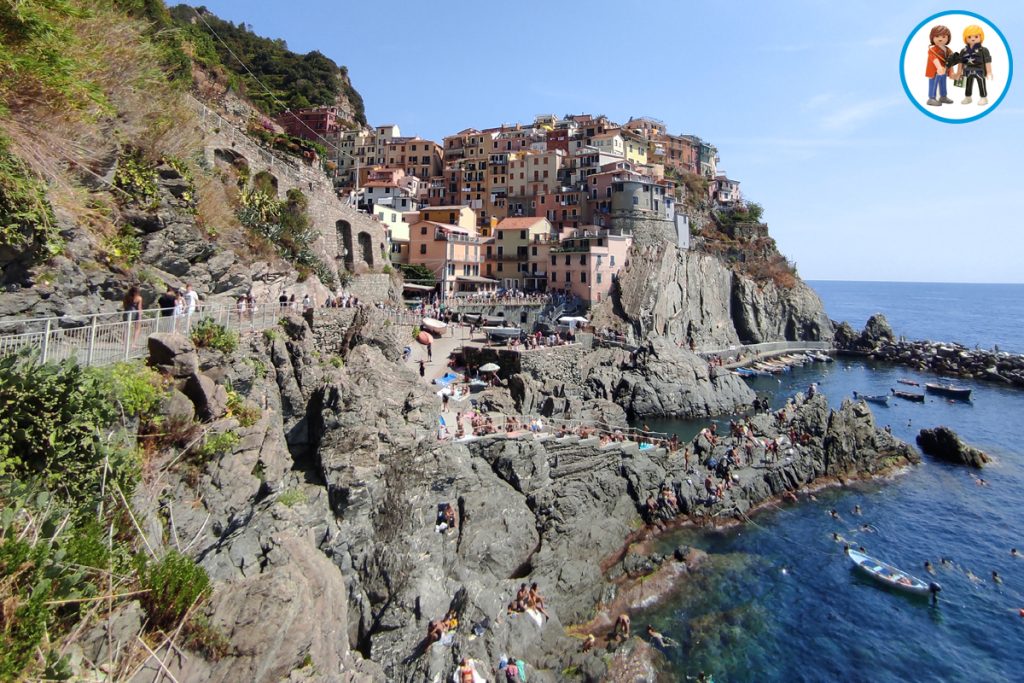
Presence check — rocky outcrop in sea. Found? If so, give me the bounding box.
[124,309,916,682]
[835,314,1024,387]
[916,427,990,468]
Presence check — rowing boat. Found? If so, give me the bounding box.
[852,391,889,406]
[891,389,925,403]
[846,547,938,598]
[897,378,920,387]
[924,383,972,400]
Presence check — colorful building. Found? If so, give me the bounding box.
[548,228,632,303]
[407,221,490,298]
[485,216,552,291]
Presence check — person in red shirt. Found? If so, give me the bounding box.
[925,25,954,106]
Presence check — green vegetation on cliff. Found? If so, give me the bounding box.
[168,3,366,124]
[0,356,218,679]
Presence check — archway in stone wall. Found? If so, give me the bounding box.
[337,220,354,271]
[252,170,279,197]
[358,232,374,269]
[213,148,249,176]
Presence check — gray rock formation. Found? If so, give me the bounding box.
[148,332,199,378]
[514,337,754,419]
[594,241,832,347]
[916,427,990,468]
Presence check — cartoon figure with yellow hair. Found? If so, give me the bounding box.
[955,24,993,105]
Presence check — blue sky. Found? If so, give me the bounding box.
[183,1,1023,283]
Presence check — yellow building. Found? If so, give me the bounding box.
[486,216,552,290]
[622,131,648,165]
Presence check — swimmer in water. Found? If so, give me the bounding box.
[781,566,789,575]
[965,569,982,583]
[1012,548,1020,558]
[853,505,862,516]
[992,571,1003,584]
[924,561,935,575]
[829,509,840,520]
[859,523,876,533]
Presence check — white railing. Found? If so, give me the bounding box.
[0,303,290,368]
[700,340,833,361]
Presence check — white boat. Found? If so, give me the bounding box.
[482,326,521,340]
[421,317,447,335]
[846,548,938,598]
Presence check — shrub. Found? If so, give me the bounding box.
[0,357,157,506]
[328,356,344,369]
[0,136,63,260]
[113,149,160,207]
[103,225,142,265]
[193,430,239,464]
[277,488,306,508]
[138,550,211,631]
[226,389,261,427]
[183,614,230,661]
[190,318,239,354]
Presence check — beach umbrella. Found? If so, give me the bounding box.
[479,362,500,372]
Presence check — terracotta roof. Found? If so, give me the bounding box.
[413,220,473,235]
[495,217,547,230]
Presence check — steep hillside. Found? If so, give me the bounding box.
[168,4,366,125]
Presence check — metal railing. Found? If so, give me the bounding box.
[0,303,290,368]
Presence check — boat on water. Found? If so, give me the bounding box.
[481,326,522,340]
[925,383,972,400]
[846,547,939,598]
[852,391,889,406]
[891,388,925,403]
[421,317,447,335]
[897,378,920,387]
[806,352,833,363]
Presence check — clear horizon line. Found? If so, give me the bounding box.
[805,278,1024,286]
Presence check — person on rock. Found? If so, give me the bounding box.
[427,618,445,645]
[443,502,458,531]
[454,657,483,683]
[581,633,596,652]
[419,360,426,378]
[646,624,678,648]
[508,583,529,613]
[614,613,631,641]
[528,582,549,618]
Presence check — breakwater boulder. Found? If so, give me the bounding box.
[834,318,1024,388]
[916,427,990,468]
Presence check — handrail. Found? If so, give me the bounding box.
[0,302,290,367]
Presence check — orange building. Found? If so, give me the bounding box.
[407,221,493,298]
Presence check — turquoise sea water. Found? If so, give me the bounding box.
[644,282,1024,682]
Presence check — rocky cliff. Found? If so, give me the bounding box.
[596,239,833,348]
[121,309,913,682]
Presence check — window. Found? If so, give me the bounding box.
[550,255,556,266]
[497,263,503,272]
[532,246,537,256]
[419,244,427,254]
[579,255,587,265]
[610,255,616,266]
[597,273,603,284]
[420,226,427,235]
[520,230,527,239]
[551,272,557,282]
[566,271,572,283]
[564,255,570,265]
[632,196,639,206]
[580,272,587,283]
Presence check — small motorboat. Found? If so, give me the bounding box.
[846,547,939,598]
[481,326,521,340]
[891,388,925,403]
[897,378,920,387]
[852,391,889,406]
[481,315,506,326]
[421,317,447,336]
[924,383,972,401]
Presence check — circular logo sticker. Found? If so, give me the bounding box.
[900,10,1013,123]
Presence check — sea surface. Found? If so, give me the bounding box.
[809,280,1024,354]
[641,282,1024,682]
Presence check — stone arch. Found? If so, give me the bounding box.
[252,170,279,197]
[337,219,354,271]
[213,148,249,175]
[358,232,374,269]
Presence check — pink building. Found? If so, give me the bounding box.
[547,227,632,304]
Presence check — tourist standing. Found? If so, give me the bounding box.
[122,286,144,344]
[157,286,178,333]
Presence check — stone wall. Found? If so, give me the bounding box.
[344,274,393,304]
[194,99,387,279]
